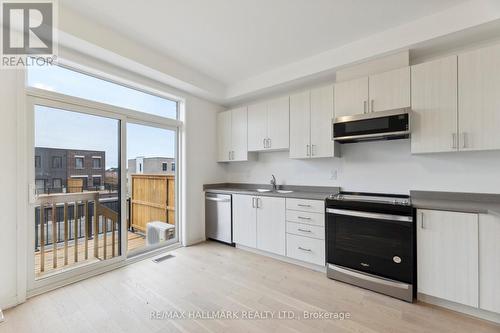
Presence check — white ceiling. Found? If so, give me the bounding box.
[62,0,468,87]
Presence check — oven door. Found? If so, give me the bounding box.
[333,112,409,142]
[326,208,413,283]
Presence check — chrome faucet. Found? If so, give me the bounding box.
[270,174,277,191]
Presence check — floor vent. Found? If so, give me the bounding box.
[153,254,175,263]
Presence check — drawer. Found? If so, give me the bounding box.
[286,234,325,266]
[286,198,324,213]
[286,222,324,240]
[286,210,324,227]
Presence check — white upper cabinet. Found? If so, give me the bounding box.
[334,77,369,117]
[411,56,458,154]
[248,96,289,151]
[247,101,268,151]
[289,90,311,159]
[217,110,232,162]
[310,85,335,158]
[459,43,500,151]
[267,96,290,150]
[290,86,336,159]
[368,67,410,112]
[334,67,410,117]
[417,209,479,308]
[216,107,248,162]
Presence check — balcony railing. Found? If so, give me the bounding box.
[35,191,119,276]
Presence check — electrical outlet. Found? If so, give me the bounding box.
[330,169,338,180]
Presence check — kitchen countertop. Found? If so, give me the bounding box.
[204,183,339,201]
[411,190,500,215]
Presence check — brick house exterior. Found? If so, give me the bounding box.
[35,147,106,193]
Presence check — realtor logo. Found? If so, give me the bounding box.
[1,0,57,68]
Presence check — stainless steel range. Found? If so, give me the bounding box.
[325,192,416,302]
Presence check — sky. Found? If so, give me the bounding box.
[31,66,176,169]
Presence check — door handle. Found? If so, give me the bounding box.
[363,100,367,114]
[298,246,312,252]
[297,216,311,220]
[370,99,374,113]
[297,228,312,233]
[306,144,310,157]
[461,132,467,149]
[252,197,256,208]
[420,211,424,229]
[452,133,457,149]
[268,138,271,148]
[311,145,316,156]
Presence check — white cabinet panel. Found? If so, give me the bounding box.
[267,96,290,150]
[479,214,500,314]
[334,77,369,117]
[459,44,500,151]
[232,194,257,248]
[217,111,232,162]
[286,222,324,240]
[285,210,324,227]
[411,56,458,154]
[231,107,248,161]
[256,196,286,256]
[310,85,335,158]
[369,67,410,112]
[247,102,268,151]
[286,233,325,266]
[417,209,478,307]
[286,198,324,214]
[289,90,311,159]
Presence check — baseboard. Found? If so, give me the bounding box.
[0,295,20,311]
[418,293,500,324]
[235,244,326,273]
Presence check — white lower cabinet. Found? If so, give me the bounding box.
[417,209,479,308]
[232,194,285,256]
[479,213,500,314]
[285,198,325,266]
[232,194,257,248]
[256,196,286,256]
[286,234,325,266]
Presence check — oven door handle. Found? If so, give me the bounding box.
[326,208,413,223]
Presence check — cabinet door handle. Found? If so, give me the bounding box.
[297,204,311,207]
[228,151,231,160]
[252,197,256,208]
[306,144,310,156]
[420,211,424,229]
[461,132,467,149]
[311,145,316,156]
[298,246,312,252]
[452,133,457,149]
[297,216,311,220]
[363,100,367,114]
[370,99,374,113]
[256,198,261,208]
[297,228,312,233]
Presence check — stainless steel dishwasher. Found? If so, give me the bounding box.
[205,192,233,245]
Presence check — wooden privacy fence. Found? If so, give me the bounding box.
[131,174,175,233]
[36,191,119,275]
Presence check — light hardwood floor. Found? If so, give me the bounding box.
[2,241,499,333]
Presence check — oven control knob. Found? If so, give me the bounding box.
[393,256,402,264]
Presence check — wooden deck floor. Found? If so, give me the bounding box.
[35,231,145,278]
[5,241,500,333]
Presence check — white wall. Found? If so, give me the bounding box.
[223,140,500,194]
[0,70,21,309]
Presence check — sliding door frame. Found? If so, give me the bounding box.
[24,86,183,295]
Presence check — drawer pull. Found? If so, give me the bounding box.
[297,204,311,207]
[298,246,312,252]
[297,216,311,220]
[297,228,312,233]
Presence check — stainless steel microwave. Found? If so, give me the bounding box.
[333,108,411,144]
